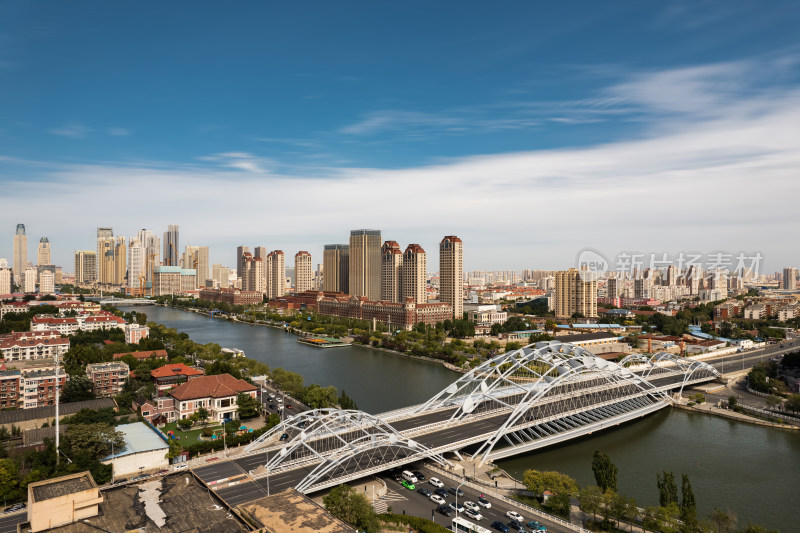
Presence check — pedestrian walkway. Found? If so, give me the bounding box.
[372,488,407,514]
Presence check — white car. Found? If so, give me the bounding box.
[430,494,446,505]
[506,510,524,522]
[429,477,444,488]
[172,464,188,471]
[464,508,483,521]
[464,501,480,512]
[477,496,492,508]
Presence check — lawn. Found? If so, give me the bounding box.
[160,421,224,446]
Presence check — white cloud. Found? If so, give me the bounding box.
[48,124,92,139]
[108,128,130,136]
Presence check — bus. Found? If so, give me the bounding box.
[451,516,492,533]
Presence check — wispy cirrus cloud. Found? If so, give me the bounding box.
[48,123,93,139]
[198,152,274,174]
[107,127,130,136]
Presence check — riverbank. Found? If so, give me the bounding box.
[673,400,800,430]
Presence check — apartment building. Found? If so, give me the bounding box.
[267,250,285,299]
[322,244,349,293]
[349,229,381,300]
[0,331,70,361]
[554,268,598,319]
[380,241,403,303]
[86,361,130,398]
[439,235,464,320]
[401,244,427,304]
[21,368,68,409]
[294,251,313,293]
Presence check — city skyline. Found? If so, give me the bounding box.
[1,3,799,272]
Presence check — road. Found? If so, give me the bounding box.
[0,512,26,533]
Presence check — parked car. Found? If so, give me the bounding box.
[506,510,524,522]
[492,521,510,532]
[448,486,465,497]
[430,494,446,505]
[429,477,444,488]
[401,480,415,490]
[417,487,432,497]
[437,505,455,517]
[477,496,492,508]
[465,508,483,521]
[172,464,188,471]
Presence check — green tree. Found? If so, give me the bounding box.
[338,389,358,410]
[64,423,125,462]
[680,473,697,530]
[301,384,338,409]
[708,508,737,533]
[786,394,800,413]
[741,524,779,533]
[0,459,19,503]
[523,469,578,515]
[177,418,193,430]
[322,484,379,533]
[60,375,96,403]
[657,471,678,507]
[195,407,211,426]
[579,485,603,521]
[592,450,618,492]
[236,393,261,419]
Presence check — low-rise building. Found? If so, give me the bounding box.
[134,396,176,426]
[124,323,150,344]
[198,287,264,306]
[21,368,69,409]
[0,330,70,361]
[112,349,168,362]
[0,369,21,409]
[27,472,102,533]
[101,422,170,479]
[170,373,257,422]
[86,361,130,398]
[151,363,204,393]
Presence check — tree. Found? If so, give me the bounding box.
[64,423,125,462]
[579,485,603,521]
[60,375,96,403]
[680,473,697,530]
[338,389,358,410]
[592,450,618,492]
[236,393,261,419]
[621,496,638,533]
[786,394,800,413]
[708,508,737,533]
[177,418,193,430]
[195,407,211,425]
[523,470,579,514]
[301,384,338,409]
[0,459,19,503]
[322,484,379,533]
[657,471,678,507]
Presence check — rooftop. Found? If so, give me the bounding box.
[104,422,169,460]
[113,349,168,360]
[236,489,356,533]
[151,363,204,379]
[30,472,96,502]
[170,373,256,401]
[0,397,116,426]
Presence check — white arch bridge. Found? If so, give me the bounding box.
[196,341,718,501]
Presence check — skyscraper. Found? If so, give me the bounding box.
[23,267,36,293]
[555,268,597,319]
[74,251,97,284]
[137,229,160,285]
[323,244,349,293]
[114,236,127,285]
[254,246,268,290]
[783,267,798,290]
[183,245,210,287]
[439,235,463,320]
[401,244,427,304]
[349,229,381,300]
[13,224,27,284]
[241,252,265,292]
[381,241,403,302]
[295,251,312,293]
[607,277,619,298]
[236,245,250,280]
[128,238,146,288]
[37,237,51,266]
[0,268,11,294]
[163,224,180,266]
[267,250,285,299]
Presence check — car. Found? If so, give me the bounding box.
[417,487,432,497]
[401,480,415,490]
[279,433,289,441]
[298,421,306,428]
[412,470,426,481]
[268,404,276,410]
[465,508,483,521]
[477,496,492,508]
[269,393,275,399]
[492,521,511,532]
[506,510,524,522]
[464,501,480,512]
[172,464,188,471]
[508,520,525,531]
[393,474,402,482]
[527,521,546,532]
[286,404,292,409]
[429,477,444,488]
[437,505,455,517]
[434,487,449,498]
[448,501,465,513]
[430,494,446,505]
[448,486,465,497]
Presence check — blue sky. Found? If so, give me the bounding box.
[1,1,799,274]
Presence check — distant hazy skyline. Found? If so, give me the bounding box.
[1,2,798,272]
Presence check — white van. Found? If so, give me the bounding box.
[401,470,418,483]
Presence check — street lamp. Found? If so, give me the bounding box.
[455,479,466,518]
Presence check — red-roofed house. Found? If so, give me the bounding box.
[170,374,257,422]
[151,363,205,392]
[30,316,81,335]
[0,331,70,361]
[113,349,168,361]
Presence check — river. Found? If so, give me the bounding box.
[128,304,799,531]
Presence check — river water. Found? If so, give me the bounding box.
[129,305,799,531]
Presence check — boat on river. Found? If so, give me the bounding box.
[296,336,351,348]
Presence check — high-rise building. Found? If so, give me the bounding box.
[607,277,619,298]
[0,268,11,294]
[74,251,97,284]
[254,246,268,290]
[114,236,127,285]
[163,224,180,266]
[128,238,146,288]
[13,224,27,284]
[39,270,55,294]
[665,265,678,287]
[381,241,403,302]
[96,227,113,269]
[783,267,798,290]
[267,250,285,299]
[323,244,349,293]
[23,267,36,294]
[236,245,250,280]
[183,245,209,287]
[554,268,597,319]
[136,229,160,285]
[439,236,463,320]
[295,251,312,293]
[37,237,50,266]
[211,263,231,289]
[97,233,115,284]
[401,244,427,304]
[241,253,265,292]
[349,229,381,300]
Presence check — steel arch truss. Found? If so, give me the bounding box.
[245,409,452,492]
[618,352,720,394]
